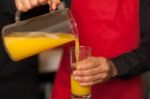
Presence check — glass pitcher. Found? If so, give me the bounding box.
[2,6,78,61]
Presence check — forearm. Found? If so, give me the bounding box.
[111,48,150,79]
[111,0,150,79]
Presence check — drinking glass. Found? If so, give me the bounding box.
[70,46,92,99]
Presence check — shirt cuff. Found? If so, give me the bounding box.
[111,55,133,77]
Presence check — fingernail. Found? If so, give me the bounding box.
[73,71,77,75]
[77,66,81,69]
[74,76,79,80]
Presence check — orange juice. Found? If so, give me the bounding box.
[71,39,91,96]
[3,32,77,61]
[4,31,91,96]
[71,74,91,96]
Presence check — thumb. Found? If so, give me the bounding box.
[48,0,61,10]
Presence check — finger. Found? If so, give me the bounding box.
[74,73,108,82]
[47,0,53,11]
[15,0,27,12]
[22,0,33,10]
[71,57,91,69]
[78,57,112,72]
[78,57,90,65]
[80,79,105,87]
[73,66,101,76]
[48,0,52,6]
[30,0,40,7]
[77,58,97,70]
[51,1,57,10]
[74,62,111,77]
[51,0,61,10]
[39,0,47,5]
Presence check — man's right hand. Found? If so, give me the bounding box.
[15,0,61,12]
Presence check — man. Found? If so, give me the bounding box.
[51,0,150,99]
[12,0,150,99]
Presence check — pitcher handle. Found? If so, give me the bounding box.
[15,1,66,23]
[15,10,21,23]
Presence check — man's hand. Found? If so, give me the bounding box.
[73,57,118,86]
[15,0,61,12]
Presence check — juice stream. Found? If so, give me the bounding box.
[4,31,90,96]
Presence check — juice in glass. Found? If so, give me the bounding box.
[70,46,91,98]
[71,74,91,96]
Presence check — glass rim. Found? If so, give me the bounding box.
[70,45,92,52]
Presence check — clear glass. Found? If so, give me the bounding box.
[70,46,92,99]
[2,8,78,61]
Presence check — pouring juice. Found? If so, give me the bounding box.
[2,7,91,97]
[4,32,90,96]
[71,39,91,97]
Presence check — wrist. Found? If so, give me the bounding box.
[108,60,118,77]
